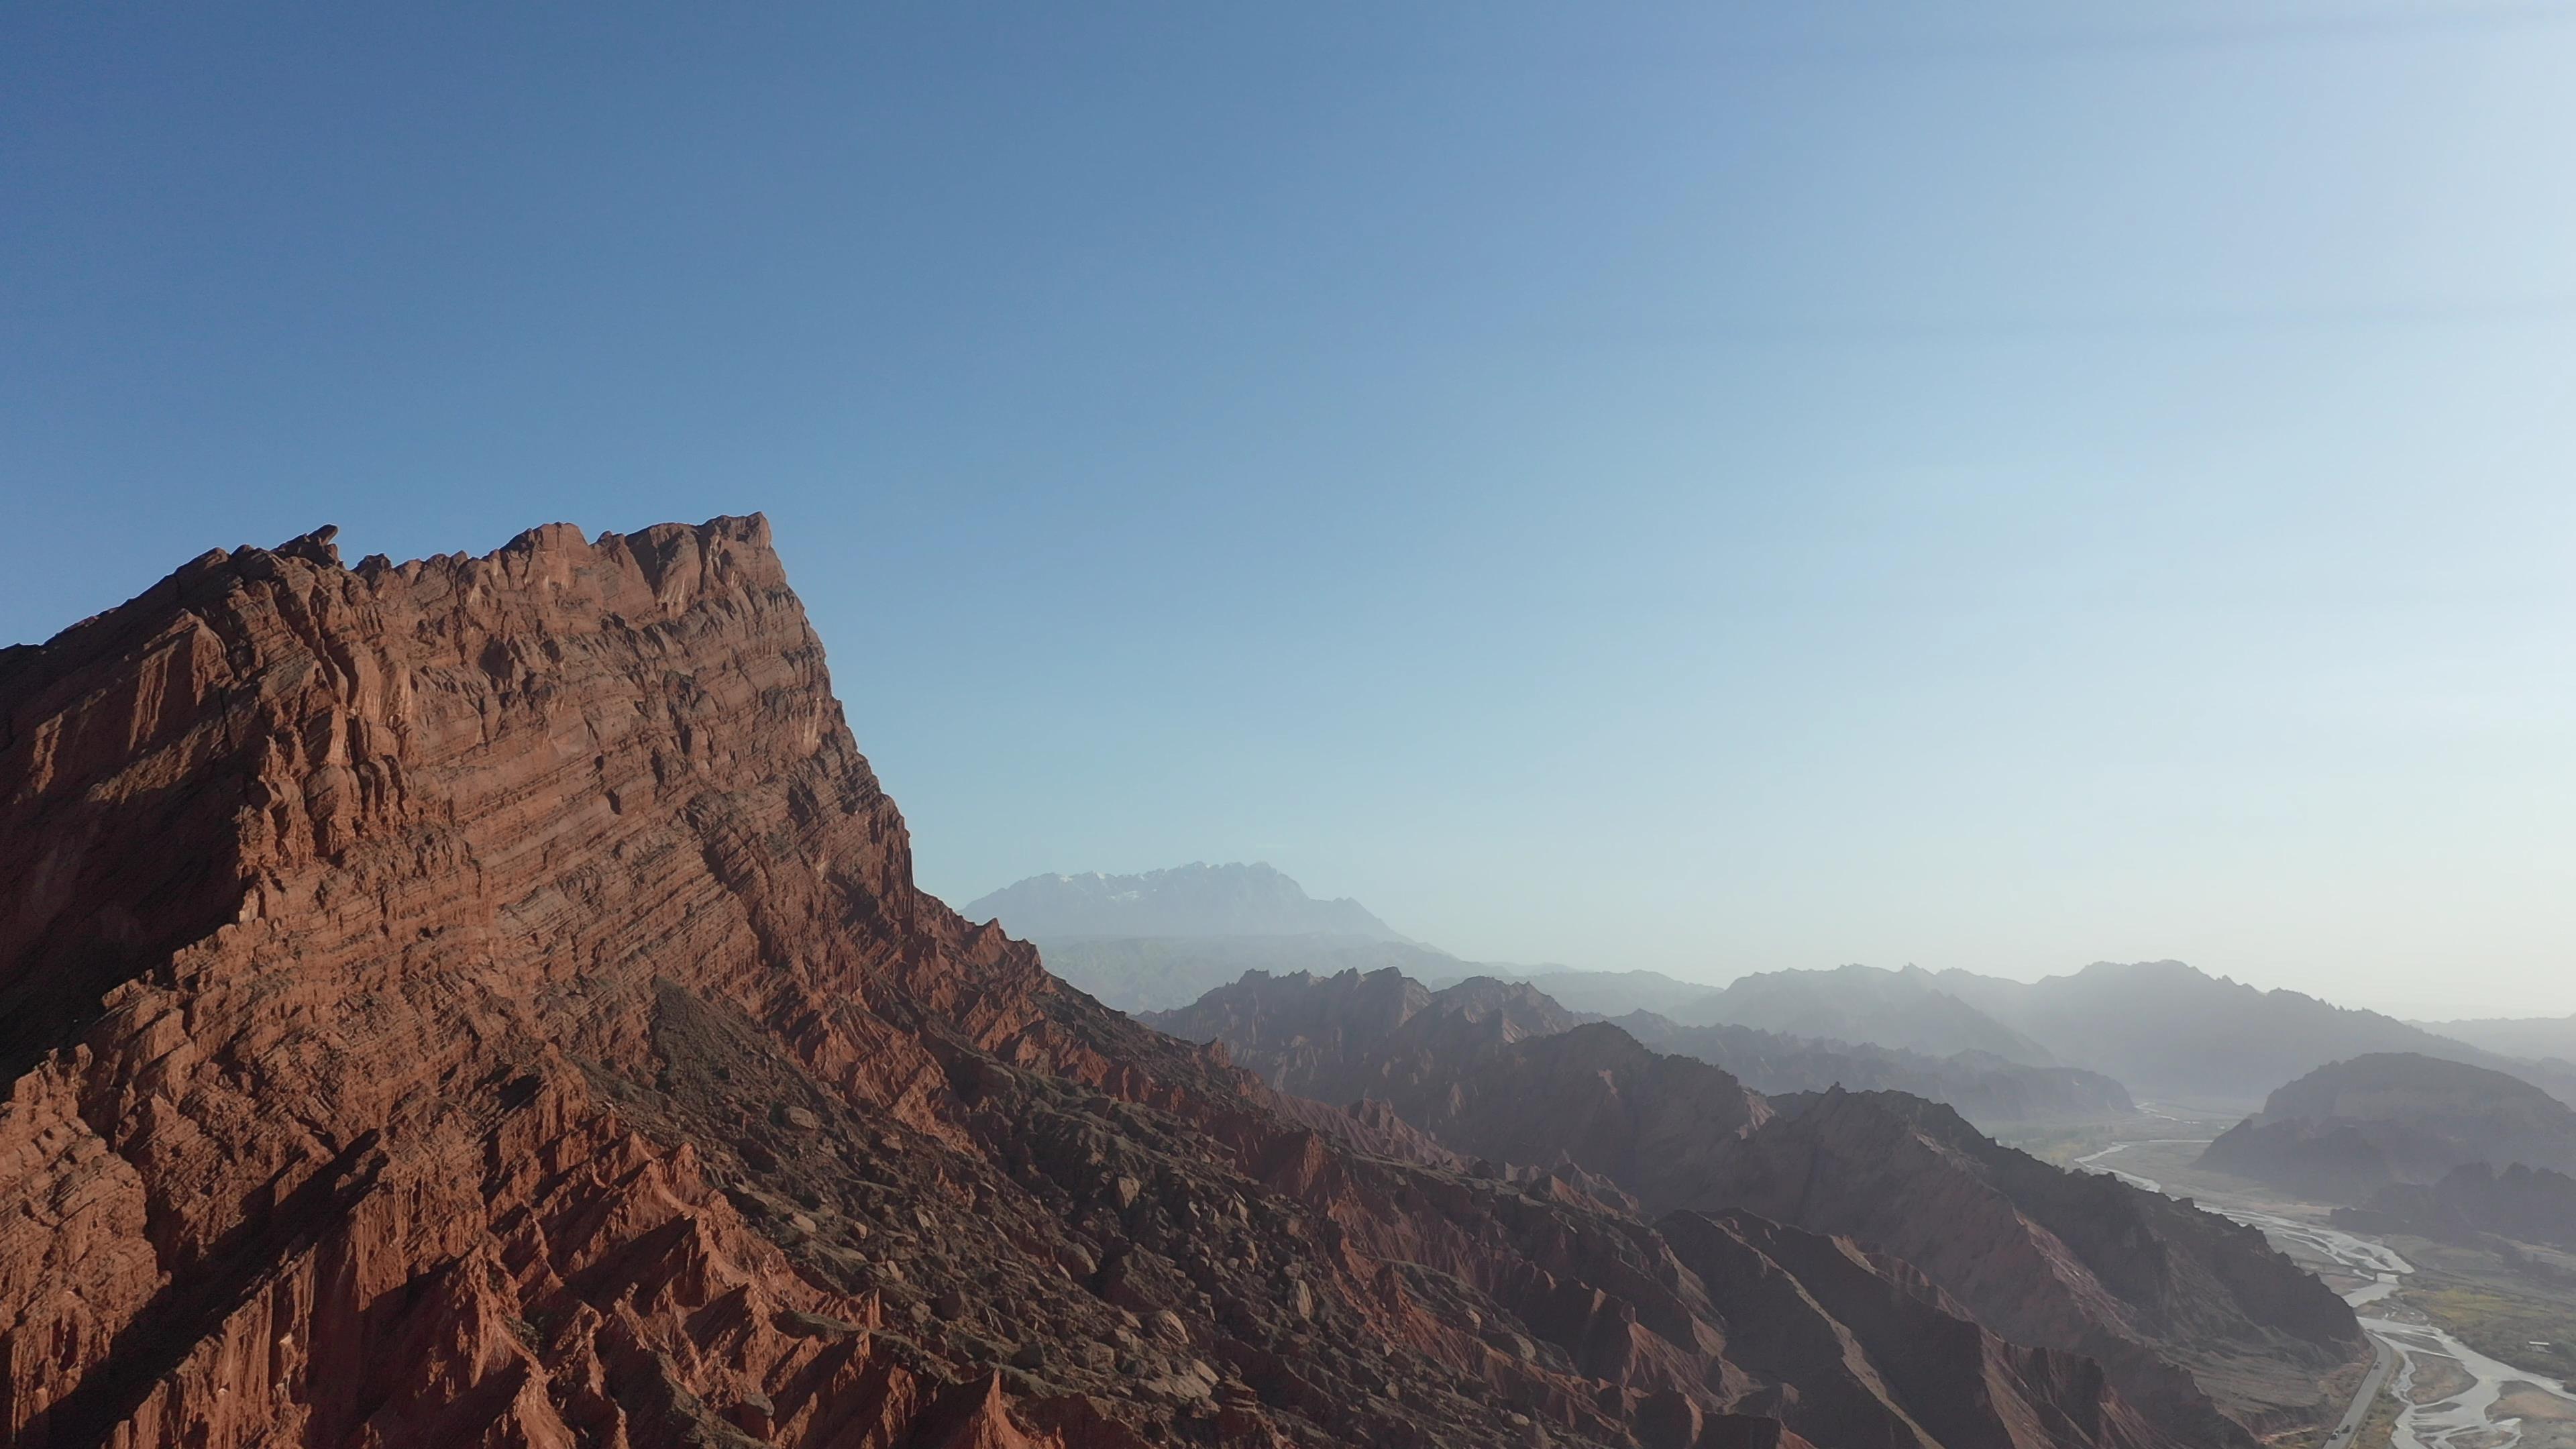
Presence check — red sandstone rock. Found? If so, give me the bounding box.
[0,519,2213,1448]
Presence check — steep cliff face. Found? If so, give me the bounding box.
[2,519,2181,1449]
[0,519,1113,1448]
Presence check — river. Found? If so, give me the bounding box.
[2074,1136,2569,1449]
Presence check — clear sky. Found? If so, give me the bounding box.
[7,3,2573,1018]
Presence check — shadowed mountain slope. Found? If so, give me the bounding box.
[1150,967,2363,1445]
[1709,1090,2361,1441]
[2338,1161,2576,1250]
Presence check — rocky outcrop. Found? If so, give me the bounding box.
[1,519,2184,1449]
[2199,1052,2576,1201]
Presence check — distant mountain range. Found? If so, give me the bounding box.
[1606,1013,2133,1123]
[1476,958,2576,1106]
[1032,934,1463,1012]
[1679,963,2057,1065]
[1449,964,2053,1062]
[2412,1012,2576,1066]
[1931,960,2576,1107]
[1505,957,2576,1108]
[961,863,1437,1009]
[980,866,2576,1107]
[1144,967,2131,1127]
[963,861,1399,939]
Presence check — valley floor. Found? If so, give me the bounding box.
[2050,1111,2576,1449]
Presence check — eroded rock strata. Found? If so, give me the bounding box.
[0,518,2300,1448]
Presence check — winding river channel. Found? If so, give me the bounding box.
[2074,1137,2570,1449]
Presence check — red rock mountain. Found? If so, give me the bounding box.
[0,518,2292,1448]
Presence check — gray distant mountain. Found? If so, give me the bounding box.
[963,862,1442,1011]
[2410,1012,2576,1067]
[2200,1052,2576,1201]
[2341,1162,2576,1252]
[1034,935,1463,1013]
[1146,967,2130,1127]
[1933,959,2576,1108]
[1441,967,1725,1018]
[1680,964,2058,1066]
[1458,963,2060,1067]
[964,861,1398,939]
[1606,1013,2133,1125]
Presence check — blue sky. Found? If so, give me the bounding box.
[7,3,2573,1016]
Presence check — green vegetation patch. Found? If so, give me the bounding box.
[2349,1376,2401,1449]
[1990,1124,2119,1166]
[2404,1280,2576,1389]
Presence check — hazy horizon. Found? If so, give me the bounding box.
[9,3,2573,1020]
[945,857,2564,1022]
